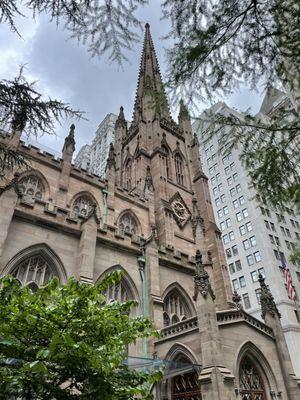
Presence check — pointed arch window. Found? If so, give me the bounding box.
[175,153,184,186]
[72,195,95,217]
[163,289,192,327]
[124,159,132,190]
[11,255,58,287]
[18,174,44,200]
[239,357,266,400]
[162,145,171,179]
[118,212,138,235]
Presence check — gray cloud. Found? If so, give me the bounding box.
[0,1,262,157]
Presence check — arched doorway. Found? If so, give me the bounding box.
[171,371,201,400]
[239,356,267,400]
[170,356,201,400]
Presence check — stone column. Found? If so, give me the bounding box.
[0,185,19,258]
[105,143,116,227]
[77,208,98,284]
[194,251,235,400]
[259,274,300,400]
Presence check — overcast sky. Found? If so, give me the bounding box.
[0,1,263,157]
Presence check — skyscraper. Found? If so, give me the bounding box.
[193,92,300,376]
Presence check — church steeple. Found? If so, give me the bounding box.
[132,23,170,123]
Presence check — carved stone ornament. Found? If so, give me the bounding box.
[63,124,76,153]
[106,143,116,171]
[232,290,243,310]
[144,165,154,193]
[193,250,215,301]
[258,273,281,319]
[169,192,191,228]
[191,198,204,239]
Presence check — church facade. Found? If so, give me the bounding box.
[0,25,299,400]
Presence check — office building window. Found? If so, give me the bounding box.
[239,276,246,287]
[232,245,238,255]
[233,199,239,209]
[242,208,249,218]
[236,184,242,193]
[215,197,221,206]
[223,206,229,215]
[270,222,276,231]
[229,231,235,241]
[239,225,246,236]
[265,220,270,229]
[229,263,235,274]
[227,177,233,186]
[246,254,254,266]
[220,221,226,231]
[249,236,257,247]
[223,234,229,245]
[225,166,230,175]
[255,289,261,304]
[251,271,258,282]
[235,260,242,271]
[236,211,243,222]
[220,194,226,203]
[225,218,231,228]
[233,173,238,182]
[239,196,245,205]
[243,293,251,309]
[258,267,265,278]
[269,235,275,244]
[245,222,252,232]
[254,251,261,262]
[232,279,239,290]
[230,188,237,198]
[243,239,250,250]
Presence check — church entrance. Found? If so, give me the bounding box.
[239,357,267,400]
[171,371,202,400]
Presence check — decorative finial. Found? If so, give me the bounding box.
[193,250,215,301]
[105,142,116,171]
[63,123,76,153]
[179,99,190,121]
[258,273,281,319]
[145,22,150,29]
[191,198,204,239]
[115,106,127,130]
[144,165,154,194]
[232,290,243,310]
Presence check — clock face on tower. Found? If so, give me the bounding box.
[169,192,191,228]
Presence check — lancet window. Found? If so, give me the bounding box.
[124,159,132,190]
[18,175,44,200]
[239,357,266,400]
[72,195,95,217]
[11,255,58,289]
[175,153,184,186]
[163,289,192,326]
[118,212,138,235]
[162,145,171,179]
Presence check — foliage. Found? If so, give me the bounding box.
[289,244,300,266]
[0,67,82,175]
[0,272,162,399]
[0,0,148,64]
[162,0,300,102]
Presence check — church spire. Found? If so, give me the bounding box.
[132,23,170,123]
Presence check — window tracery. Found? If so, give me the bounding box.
[239,357,266,400]
[163,289,192,326]
[18,175,44,200]
[171,356,201,400]
[104,280,132,303]
[72,195,95,217]
[118,212,138,235]
[175,153,184,186]
[162,145,171,179]
[11,255,58,287]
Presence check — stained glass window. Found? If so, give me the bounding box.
[172,371,201,400]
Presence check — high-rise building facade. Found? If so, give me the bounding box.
[1,25,299,399]
[74,113,117,177]
[193,94,300,376]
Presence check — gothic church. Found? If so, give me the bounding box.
[0,24,299,400]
